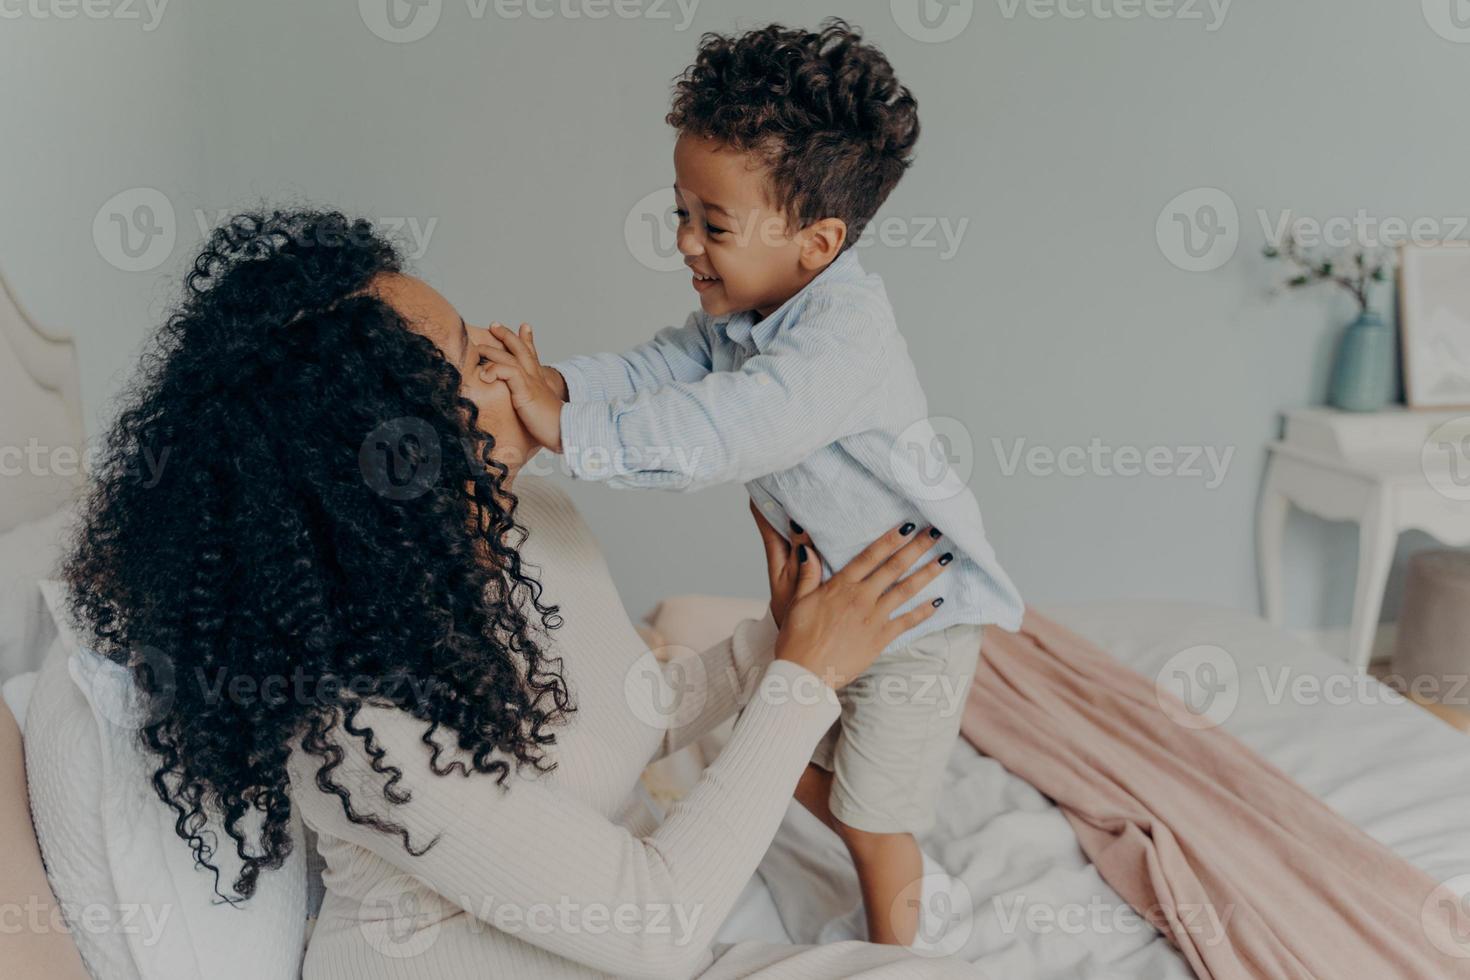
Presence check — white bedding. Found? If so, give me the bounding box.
[719,601,1470,977]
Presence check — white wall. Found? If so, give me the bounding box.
[3,0,1465,628]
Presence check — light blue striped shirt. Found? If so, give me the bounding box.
[554,249,1024,648]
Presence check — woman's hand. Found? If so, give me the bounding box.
[750,502,816,628]
[772,521,951,691]
[478,323,566,452]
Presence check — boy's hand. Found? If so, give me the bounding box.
[543,366,569,402]
[481,323,565,453]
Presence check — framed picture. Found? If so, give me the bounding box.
[1399,242,1470,409]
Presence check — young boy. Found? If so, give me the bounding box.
[483,20,1023,949]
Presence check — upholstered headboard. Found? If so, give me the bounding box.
[0,272,84,533]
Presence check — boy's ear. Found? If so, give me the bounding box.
[797,218,848,271]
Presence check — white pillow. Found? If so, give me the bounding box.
[24,580,308,980]
[0,507,72,680]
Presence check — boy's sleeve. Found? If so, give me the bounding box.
[552,311,714,404]
[558,296,887,491]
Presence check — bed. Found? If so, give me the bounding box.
[5,268,1468,979]
[652,596,1470,977]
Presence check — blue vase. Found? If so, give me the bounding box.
[1328,310,1395,412]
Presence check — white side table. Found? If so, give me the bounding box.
[1257,408,1470,674]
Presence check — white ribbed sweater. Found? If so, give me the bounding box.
[285,477,843,980]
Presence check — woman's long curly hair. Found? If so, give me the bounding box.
[63,209,573,903]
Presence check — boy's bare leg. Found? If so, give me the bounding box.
[794,763,840,833]
[839,825,922,946]
[793,763,923,946]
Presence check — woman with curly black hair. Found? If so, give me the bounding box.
[61,209,965,978]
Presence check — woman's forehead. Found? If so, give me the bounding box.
[370,273,460,347]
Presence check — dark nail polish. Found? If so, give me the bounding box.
[899,522,916,535]
[798,544,808,563]
[789,520,804,535]
[931,597,944,608]
[938,552,954,566]
[928,528,942,539]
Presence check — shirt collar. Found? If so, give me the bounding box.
[718,248,865,351]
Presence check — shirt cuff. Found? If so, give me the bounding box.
[559,401,622,482]
[550,359,595,403]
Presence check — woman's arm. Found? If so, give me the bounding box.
[292,659,838,980]
[0,698,90,980]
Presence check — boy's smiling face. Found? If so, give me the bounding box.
[672,134,841,319]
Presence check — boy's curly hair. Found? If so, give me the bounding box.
[666,18,919,247]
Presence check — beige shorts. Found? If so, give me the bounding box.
[809,622,982,835]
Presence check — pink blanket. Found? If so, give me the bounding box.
[960,610,1470,979]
